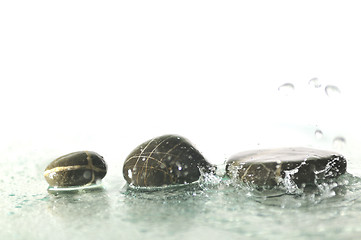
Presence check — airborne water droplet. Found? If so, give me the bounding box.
[333,136,346,150]
[315,129,323,139]
[278,83,295,95]
[325,85,341,97]
[308,78,322,88]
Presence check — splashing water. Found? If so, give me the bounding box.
[282,168,302,194]
[2,78,361,240]
[224,162,361,208]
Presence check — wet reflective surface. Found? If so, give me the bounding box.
[2,153,361,240]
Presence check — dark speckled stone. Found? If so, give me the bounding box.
[226,147,347,187]
[123,135,213,187]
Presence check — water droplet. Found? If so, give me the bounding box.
[308,78,322,88]
[278,83,295,95]
[333,136,346,150]
[83,170,91,179]
[325,85,341,97]
[315,129,323,139]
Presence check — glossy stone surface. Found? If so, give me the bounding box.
[44,151,107,187]
[226,147,347,187]
[123,135,213,187]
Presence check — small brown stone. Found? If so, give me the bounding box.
[44,151,107,187]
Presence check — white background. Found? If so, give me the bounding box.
[1,1,361,169]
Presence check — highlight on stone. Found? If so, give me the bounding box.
[44,151,107,188]
[226,147,347,187]
[123,134,213,187]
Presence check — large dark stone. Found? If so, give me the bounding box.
[226,147,347,187]
[44,151,107,187]
[123,135,213,187]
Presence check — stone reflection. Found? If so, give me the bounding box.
[121,184,210,234]
[46,188,110,224]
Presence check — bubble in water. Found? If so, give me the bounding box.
[278,83,294,95]
[315,129,323,139]
[325,85,341,97]
[333,136,346,150]
[308,78,322,88]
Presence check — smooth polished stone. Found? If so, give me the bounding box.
[226,147,347,187]
[123,135,213,187]
[44,151,107,187]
